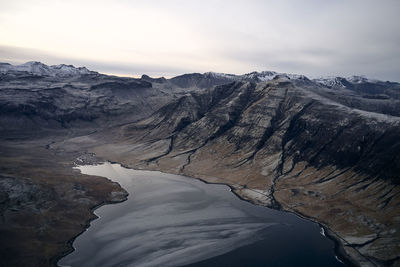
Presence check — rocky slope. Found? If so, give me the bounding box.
[0,62,399,266]
[0,139,128,267]
[83,76,400,267]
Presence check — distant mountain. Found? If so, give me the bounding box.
[0,61,96,77]
[204,70,278,82]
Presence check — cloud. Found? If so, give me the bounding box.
[0,45,188,77]
[0,0,399,81]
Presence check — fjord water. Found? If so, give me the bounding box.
[58,163,343,267]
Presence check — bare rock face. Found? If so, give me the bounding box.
[1,62,400,266]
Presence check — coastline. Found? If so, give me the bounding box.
[52,173,128,267]
[280,207,362,267]
[178,174,360,267]
[57,160,362,267]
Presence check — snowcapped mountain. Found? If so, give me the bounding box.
[312,75,383,88]
[312,76,351,88]
[0,61,96,77]
[1,61,386,88]
[206,70,384,88]
[0,61,395,99]
[204,71,278,82]
[205,70,311,83]
[242,71,278,81]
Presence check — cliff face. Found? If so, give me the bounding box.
[1,63,399,266]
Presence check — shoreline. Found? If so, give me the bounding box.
[56,159,365,267]
[280,206,361,267]
[52,180,128,267]
[177,174,359,267]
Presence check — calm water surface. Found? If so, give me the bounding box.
[58,162,344,267]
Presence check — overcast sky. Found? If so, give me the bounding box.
[0,0,399,80]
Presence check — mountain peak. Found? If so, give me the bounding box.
[140,74,167,83]
[0,61,96,77]
[202,70,307,83]
[312,75,381,88]
[22,61,46,66]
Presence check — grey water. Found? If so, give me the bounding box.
[58,162,344,267]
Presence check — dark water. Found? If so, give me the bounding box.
[58,163,344,267]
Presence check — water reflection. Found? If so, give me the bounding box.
[59,163,343,267]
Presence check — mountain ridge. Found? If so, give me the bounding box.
[2,61,395,85]
[0,62,399,267]
[0,61,96,77]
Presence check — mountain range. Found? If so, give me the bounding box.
[0,62,399,267]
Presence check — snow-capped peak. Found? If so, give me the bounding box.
[0,61,96,77]
[257,71,278,81]
[203,72,241,80]
[204,70,310,83]
[17,61,51,75]
[50,64,92,76]
[204,71,279,82]
[242,71,278,81]
[313,75,381,88]
[312,76,348,88]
